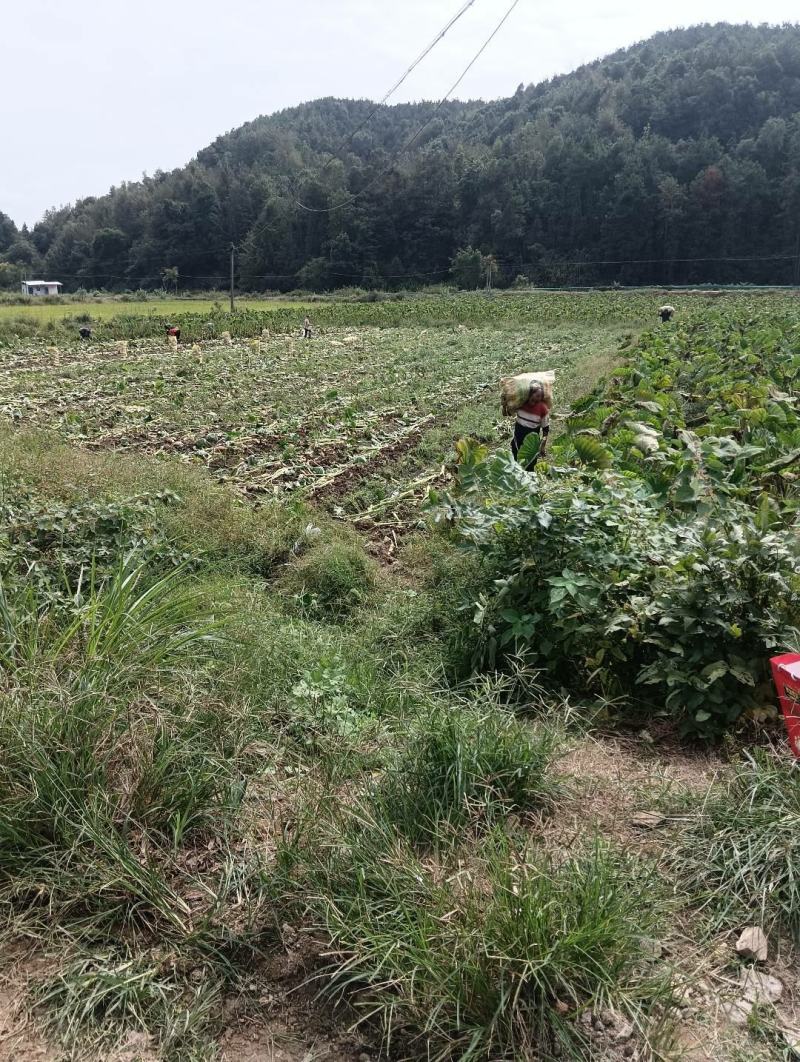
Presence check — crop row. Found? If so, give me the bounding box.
[0,328,585,502]
[2,289,798,343]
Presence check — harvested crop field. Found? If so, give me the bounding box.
[0,291,798,1061]
[0,321,623,557]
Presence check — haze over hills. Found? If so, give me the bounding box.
[2,21,800,291]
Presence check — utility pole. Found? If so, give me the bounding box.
[485,255,495,292]
[229,243,236,313]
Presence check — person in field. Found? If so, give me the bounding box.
[659,304,675,323]
[78,326,92,340]
[165,324,181,342]
[303,316,312,339]
[512,382,550,469]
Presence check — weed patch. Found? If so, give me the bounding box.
[377,702,558,844]
[674,747,800,941]
[275,811,671,1060]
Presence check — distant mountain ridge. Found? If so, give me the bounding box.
[2,22,800,290]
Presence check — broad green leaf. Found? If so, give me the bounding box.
[700,661,728,685]
[517,431,541,468]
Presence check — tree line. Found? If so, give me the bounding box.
[2,22,800,293]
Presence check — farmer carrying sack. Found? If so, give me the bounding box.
[501,371,555,417]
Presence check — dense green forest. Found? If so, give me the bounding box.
[3,22,800,292]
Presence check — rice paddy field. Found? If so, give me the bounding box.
[0,290,799,1061]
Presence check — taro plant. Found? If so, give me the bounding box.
[436,308,800,738]
[435,454,800,738]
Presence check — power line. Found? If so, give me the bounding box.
[316,0,480,176]
[244,0,483,251]
[43,251,798,286]
[291,0,523,215]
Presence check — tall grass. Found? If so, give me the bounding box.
[269,699,667,1059]
[0,559,244,931]
[674,747,800,940]
[275,807,670,1060]
[377,701,558,844]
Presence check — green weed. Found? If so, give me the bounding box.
[276,810,671,1060]
[377,701,558,844]
[282,539,377,618]
[674,747,800,940]
[34,949,221,1059]
[0,559,244,930]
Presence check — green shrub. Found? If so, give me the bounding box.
[435,455,800,738]
[435,305,800,738]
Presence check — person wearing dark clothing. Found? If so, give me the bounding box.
[658,305,675,323]
[78,326,92,340]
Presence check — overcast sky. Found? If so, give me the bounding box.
[3,0,798,227]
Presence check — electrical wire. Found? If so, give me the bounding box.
[316,0,480,175]
[42,251,798,287]
[291,0,523,215]
[244,0,484,249]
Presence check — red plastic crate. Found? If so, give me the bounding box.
[770,654,800,759]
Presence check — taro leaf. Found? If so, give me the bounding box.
[456,437,489,470]
[574,435,612,470]
[702,436,765,461]
[757,448,800,474]
[678,430,702,459]
[634,434,659,454]
[626,421,660,438]
[517,431,541,468]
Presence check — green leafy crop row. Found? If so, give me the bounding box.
[2,290,797,344]
[436,306,800,738]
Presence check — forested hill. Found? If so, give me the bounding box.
[3,21,800,292]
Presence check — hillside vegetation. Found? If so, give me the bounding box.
[2,23,800,292]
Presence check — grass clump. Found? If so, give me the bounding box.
[276,809,670,1060]
[0,559,246,930]
[675,747,800,941]
[377,701,558,844]
[282,538,377,618]
[34,949,221,1058]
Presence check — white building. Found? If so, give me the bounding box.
[21,280,63,296]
